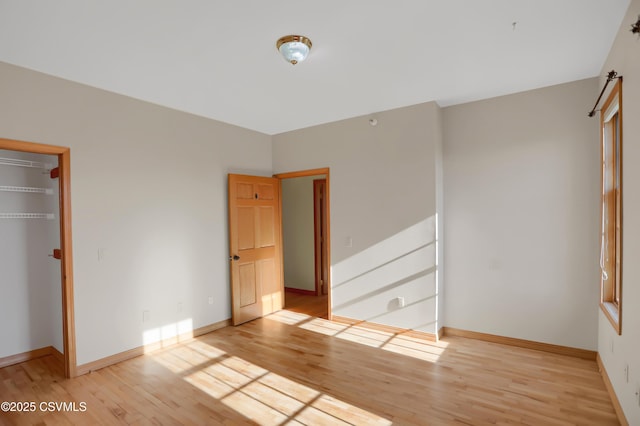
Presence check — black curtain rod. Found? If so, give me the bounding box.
[588,70,621,117]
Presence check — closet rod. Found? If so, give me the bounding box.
[0,185,53,194]
[0,157,53,169]
[0,213,55,219]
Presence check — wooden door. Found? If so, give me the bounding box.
[228,174,283,325]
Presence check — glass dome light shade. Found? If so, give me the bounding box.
[276,35,312,65]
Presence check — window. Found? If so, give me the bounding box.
[600,78,622,334]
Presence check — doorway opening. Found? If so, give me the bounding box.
[275,168,331,320]
[0,138,76,378]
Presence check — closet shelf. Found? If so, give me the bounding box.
[0,213,55,220]
[0,186,53,194]
[0,157,53,170]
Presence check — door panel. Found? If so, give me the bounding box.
[257,184,274,200]
[238,263,257,307]
[237,182,254,199]
[259,206,275,247]
[228,174,283,325]
[260,258,281,314]
[237,207,255,250]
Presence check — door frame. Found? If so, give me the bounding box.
[313,178,328,296]
[274,168,332,319]
[0,138,76,378]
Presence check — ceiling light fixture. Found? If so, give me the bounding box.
[276,35,312,65]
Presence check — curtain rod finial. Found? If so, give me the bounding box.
[631,15,640,34]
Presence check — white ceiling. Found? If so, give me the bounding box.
[0,1,631,135]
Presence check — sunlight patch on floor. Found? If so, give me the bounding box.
[185,365,238,399]
[286,314,447,363]
[185,340,228,360]
[298,318,349,336]
[154,340,227,374]
[307,394,392,425]
[220,372,314,424]
[381,335,447,362]
[335,325,394,348]
[155,349,202,374]
[142,318,194,353]
[266,310,312,326]
[153,336,392,426]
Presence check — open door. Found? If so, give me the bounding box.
[228,174,283,325]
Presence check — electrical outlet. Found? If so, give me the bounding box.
[143,310,150,323]
[208,296,214,305]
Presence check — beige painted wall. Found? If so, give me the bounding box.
[443,77,600,350]
[273,102,443,334]
[0,61,272,365]
[597,0,640,423]
[281,175,324,292]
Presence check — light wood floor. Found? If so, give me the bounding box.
[284,291,328,319]
[0,311,618,425]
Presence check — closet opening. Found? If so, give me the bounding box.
[0,139,76,378]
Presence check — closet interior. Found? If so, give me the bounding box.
[0,149,63,363]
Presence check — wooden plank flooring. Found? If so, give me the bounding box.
[284,291,328,319]
[0,310,618,425]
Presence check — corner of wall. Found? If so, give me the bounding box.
[596,1,640,424]
[433,103,445,330]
